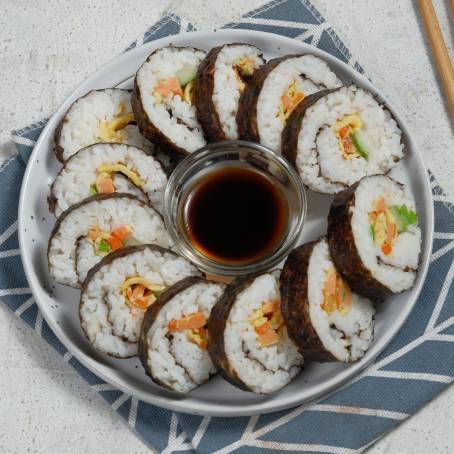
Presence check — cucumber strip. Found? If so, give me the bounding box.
[349,131,369,159]
[98,240,110,253]
[369,224,375,241]
[175,65,196,86]
[389,204,418,233]
[389,206,406,232]
[399,204,418,225]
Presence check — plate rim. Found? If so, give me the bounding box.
[18,28,434,417]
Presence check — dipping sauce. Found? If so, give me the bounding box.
[183,166,288,265]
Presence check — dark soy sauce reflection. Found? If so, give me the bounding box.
[183,166,289,265]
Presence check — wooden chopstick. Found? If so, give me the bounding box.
[417,0,454,117]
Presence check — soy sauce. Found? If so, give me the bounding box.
[183,166,288,264]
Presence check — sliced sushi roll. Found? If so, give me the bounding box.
[80,245,200,358]
[54,88,153,162]
[282,85,404,194]
[328,175,421,301]
[48,193,171,288]
[280,238,375,362]
[195,43,265,142]
[139,277,224,392]
[133,46,206,157]
[48,143,167,217]
[237,54,342,153]
[208,271,303,394]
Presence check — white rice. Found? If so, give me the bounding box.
[351,175,421,292]
[256,54,342,152]
[212,44,264,139]
[48,195,171,287]
[307,238,375,362]
[57,89,153,161]
[295,85,404,193]
[109,173,147,200]
[224,272,303,394]
[135,46,206,153]
[51,143,168,216]
[144,280,224,393]
[80,247,199,358]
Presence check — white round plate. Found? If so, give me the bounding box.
[18,30,433,417]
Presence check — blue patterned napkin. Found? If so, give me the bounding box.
[3,1,454,452]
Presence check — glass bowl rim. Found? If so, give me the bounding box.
[163,140,306,277]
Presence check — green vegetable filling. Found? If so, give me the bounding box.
[89,185,98,196]
[369,224,375,241]
[389,204,418,233]
[175,65,196,86]
[349,131,369,159]
[98,239,111,254]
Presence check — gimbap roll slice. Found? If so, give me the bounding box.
[139,277,224,392]
[237,54,341,153]
[49,143,167,217]
[195,43,265,142]
[282,85,404,194]
[280,238,375,362]
[80,245,199,358]
[328,175,421,301]
[208,271,303,394]
[54,88,153,162]
[48,194,171,288]
[133,46,206,157]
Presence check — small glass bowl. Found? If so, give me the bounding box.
[163,140,306,277]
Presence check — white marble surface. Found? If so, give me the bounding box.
[0,0,453,452]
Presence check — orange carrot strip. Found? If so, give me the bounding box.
[107,236,123,251]
[111,226,130,241]
[262,300,280,314]
[381,243,392,255]
[255,321,272,335]
[155,77,183,97]
[258,329,279,347]
[168,312,206,332]
[293,92,305,106]
[154,80,171,97]
[335,276,351,310]
[168,320,179,332]
[281,94,292,112]
[325,272,337,296]
[335,277,344,309]
[375,197,386,213]
[194,326,206,336]
[131,299,149,309]
[321,295,336,314]
[167,77,183,97]
[96,176,115,194]
[186,312,207,330]
[338,126,350,138]
[386,222,396,244]
[342,135,354,153]
[131,284,146,299]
